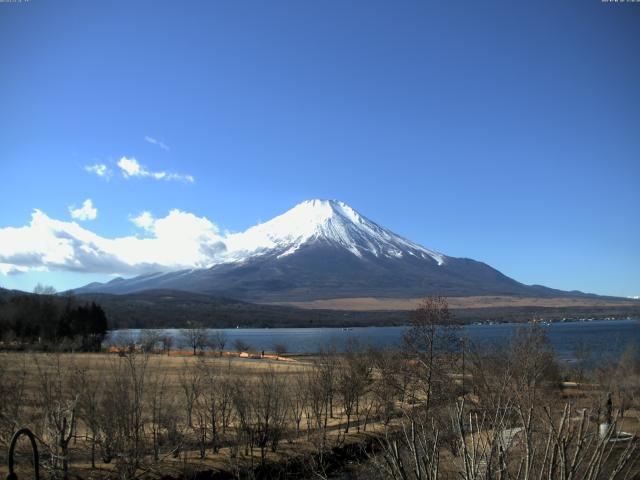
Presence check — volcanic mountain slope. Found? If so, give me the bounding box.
[73,199,590,302]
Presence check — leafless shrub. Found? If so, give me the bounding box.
[274,343,287,356]
[139,329,162,353]
[234,338,251,353]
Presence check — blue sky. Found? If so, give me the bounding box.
[0,0,638,297]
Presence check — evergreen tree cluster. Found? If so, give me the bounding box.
[0,290,108,351]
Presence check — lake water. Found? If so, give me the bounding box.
[106,318,639,361]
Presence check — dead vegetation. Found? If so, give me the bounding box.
[276,295,640,311]
[0,297,637,479]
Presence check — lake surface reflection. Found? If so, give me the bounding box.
[106,318,639,361]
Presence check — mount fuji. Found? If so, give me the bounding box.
[73,199,579,301]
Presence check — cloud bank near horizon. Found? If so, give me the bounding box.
[0,208,227,277]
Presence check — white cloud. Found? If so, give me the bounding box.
[144,136,170,151]
[117,156,194,183]
[69,199,98,221]
[0,263,29,275]
[130,211,155,231]
[0,209,227,276]
[118,157,144,177]
[84,163,112,179]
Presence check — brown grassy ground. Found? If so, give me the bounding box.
[271,295,640,311]
[1,351,638,479]
[0,351,388,479]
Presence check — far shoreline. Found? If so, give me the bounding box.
[107,315,639,332]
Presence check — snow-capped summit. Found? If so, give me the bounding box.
[224,199,445,264]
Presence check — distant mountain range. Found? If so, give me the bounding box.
[72,199,603,302]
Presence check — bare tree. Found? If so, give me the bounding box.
[198,359,221,453]
[608,344,639,419]
[337,341,372,433]
[453,399,638,480]
[377,395,638,480]
[509,325,560,409]
[76,364,103,469]
[230,376,254,460]
[192,369,209,459]
[160,334,174,355]
[181,326,208,356]
[375,412,440,480]
[36,355,78,480]
[404,296,460,414]
[179,361,202,428]
[373,297,462,480]
[220,367,235,435]
[253,368,289,463]
[572,340,593,384]
[290,372,308,437]
[146,366,169,462]
[105,352,149,478]
[372,349,401,426]
[306,361,332,447]
[161,395,185,459]
[0,355,28,452]
[194,357,235,457]
[316,345,338,420]
[212,330,228,356]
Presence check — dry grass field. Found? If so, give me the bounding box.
[274,295,640,311]
[0,350,398,479]
[0,317,638,480]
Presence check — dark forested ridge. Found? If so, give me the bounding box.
[71,289,409,328]
[52,289,640,329]
[1,287,638,333]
